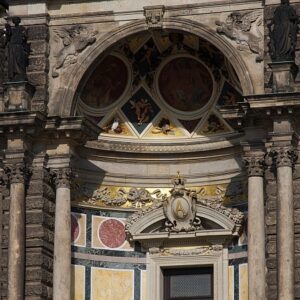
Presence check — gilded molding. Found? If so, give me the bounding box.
[243,156,265,177]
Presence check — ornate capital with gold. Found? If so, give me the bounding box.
[243,156,265,177]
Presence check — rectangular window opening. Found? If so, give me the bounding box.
[163,266,214,300]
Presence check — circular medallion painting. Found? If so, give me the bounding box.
[99,219,126,248]
[158,57,213,112]
[81,55,129,109]
[71,214,80,243]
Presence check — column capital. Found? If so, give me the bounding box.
[4,163,30,184]
[243,155,265,177]
[270,147,298,168]
[51,168,73,189]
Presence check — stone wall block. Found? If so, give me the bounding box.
[266,211,276,226]
[27,56,49,73]
[27,72,47,86]
[266,240,277,254]
[266,257,277,269]
[266,225,276,235]
[30,40,49,56]
[27,25,49,41]
[266,182,277,196]
[295,210,300,224]
[267,270,277,285]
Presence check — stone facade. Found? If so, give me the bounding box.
[1,0,300,299]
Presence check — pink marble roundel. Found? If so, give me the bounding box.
[71,214,80,242]
[99,219,126,248]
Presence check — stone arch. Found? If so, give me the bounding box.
[52,17,254,116]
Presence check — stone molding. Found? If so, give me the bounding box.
[51,168,73,189]
[271,147,298,168]
[243,155,265,177]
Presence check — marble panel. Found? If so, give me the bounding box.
[92,216,133,251]
[228,265,234,300]
[71,213,86,247]
[91,267,134,300]
[141,270,147,300]
[71,265,85,300]
[239,264,248,300]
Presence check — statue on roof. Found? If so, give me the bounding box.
[269,0,299,61]
[0,0,8,14]
[5,16,30,81]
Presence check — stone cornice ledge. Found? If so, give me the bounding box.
[86,133,243,154]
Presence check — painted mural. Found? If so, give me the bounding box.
[77,31,243,139]
[158,57,213,112]
[80,55,129,109]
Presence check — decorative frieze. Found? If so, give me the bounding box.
[243,156,265,177]
[149,245,223,256]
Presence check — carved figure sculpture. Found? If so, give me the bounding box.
[216,11,263,62]
[52,25,97,77]
[269,0,299,61]
[0,0,8,15]
[5,17,30,81]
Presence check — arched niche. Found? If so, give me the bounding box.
[50,17,254,117]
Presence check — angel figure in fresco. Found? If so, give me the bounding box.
[151,118,175,135]
[52,25,97,77]
[223,91,237,105]
[102,118,124,134]
[130,98,153,125]
[202,115,225,134]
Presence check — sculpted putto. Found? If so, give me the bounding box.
[52,25,98,77]
[216,11,263,62]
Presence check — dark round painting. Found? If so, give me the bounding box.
[81,55,128,109]
[158,57,213,112]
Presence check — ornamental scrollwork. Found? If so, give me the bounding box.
[243,156,265,177]
[216,11,263,62]
[90,186,166,207]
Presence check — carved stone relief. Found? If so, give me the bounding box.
[144,6,165,29]
[149,245,223,256]
[163,173,202,232]
[52,25,98,78]
[216,11,263,62]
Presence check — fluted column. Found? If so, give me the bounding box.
[273,148,297,300]
[244,155,266,300]
[52,168,72,300]
[6,163,27,300]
